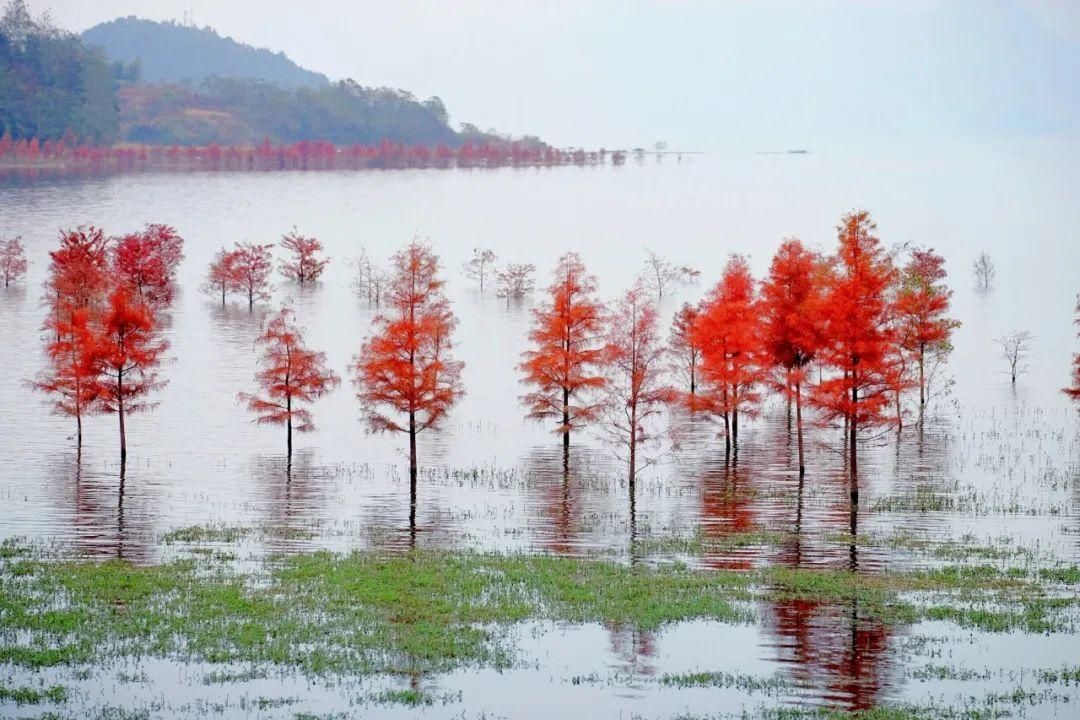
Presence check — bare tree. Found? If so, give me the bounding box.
[996,330,1032,384]
[642,249,699,300]
[495,263,536,307]
[973,252,996,292]
[463,248,497,293]
[349,248,388,308]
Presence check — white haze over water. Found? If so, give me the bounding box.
[23,0,1080,149]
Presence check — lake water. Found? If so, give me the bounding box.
[1,142,1079,717]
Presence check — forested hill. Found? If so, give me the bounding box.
[0,3,484,148]
[81,17,329,90]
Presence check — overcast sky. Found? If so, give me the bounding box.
[24,0,1080,150]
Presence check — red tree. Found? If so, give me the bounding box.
[46,226,110,322]
[811,211,899,490]
[231,242,274,310]
[352,241,464,481]
[669,301,704,399]
[30,308,101,445]
[760,238,827,475]
[519,252,607,448]
[694,254,764,454]
[601,282,672,481]
[239,308,340,453]
[0,236,28,287]
[280,230,329,285]
[1067,295,1080,402]
[203,248,239,305]
[113,225,185,311]
[895,247,958,423]
[94,287,169,460]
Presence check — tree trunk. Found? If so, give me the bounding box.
[918,342,926,423]
[562,386,570,450]
[409,410,417,483]
[795,380,805,476]
[76,411,83,448]
[118,394,127,462]
[286,396,293,456]
[849,378,858,506]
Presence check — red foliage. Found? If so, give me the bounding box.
[203,247,239,305]
[519,252,607,446]
[601,282,672,479]
[669,301,704,399]
[760,238,827,472]
[810,211,899,473]
[693,254,764,449]
[894,247,957,420]
[0,236,28,287]
[352,241,464,477]
[239,308,340,452]
[94,286,170,459]
[46,226,110,320]
[229,242,274,310]
[279,230,329,285]
[113,224,185,310]
[30,308,101,443]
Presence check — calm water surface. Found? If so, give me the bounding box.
[1,142,1079,717]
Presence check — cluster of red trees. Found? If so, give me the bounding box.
[203,231,329,309]
[0,131,626,173]
[519,211,962,492]
[31,225,182,459]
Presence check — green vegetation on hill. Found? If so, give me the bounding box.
[81,16,329,90]
[0,1,120,143]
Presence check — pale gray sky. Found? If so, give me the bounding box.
[25,0,1080,149]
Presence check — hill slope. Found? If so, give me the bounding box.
[82,17,328,89]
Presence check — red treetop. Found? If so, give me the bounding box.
[519,252,607,440]
[0,236,28,287]
[239,307,340,440]
[895,248,957,353]
[352,241,464,442]
[46,226,110,317]
[601,281,673,477]
[760,238,826,378]
[811,210,899,435]
[280,230,329,285]
[230,242,275,309]
[113,225,185,310]
[94,286,170,419]
[693,254,765,441]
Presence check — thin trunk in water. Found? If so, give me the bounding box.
[795,379,805,476]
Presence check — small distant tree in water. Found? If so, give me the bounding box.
[760,238,826,475]
[463,248,497,293]
[520,252,607,449]
[643,249,699,300]
[1066,295,1080,402]
[30,308,100,445]
[352,241,464,482]
[239,307,340,454]
[280,230,329,285]
[203,248,238,306]
[973,252,995,292]
[231,242,274,310]
[0,236,28,286]
[995,330,1032,384]
[601,281,672,482]
[495,263,536,307]
[94,286,169,461]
